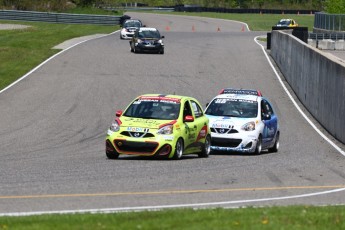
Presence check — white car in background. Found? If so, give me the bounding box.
[205,88,280,154]
[120,19,144,39]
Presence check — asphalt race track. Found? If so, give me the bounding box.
[0,13,345,215]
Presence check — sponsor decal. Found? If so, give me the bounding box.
[196,125,208,142]
[212,123,232,128]
[138,96,180,104]
[127,127,149,132]
[163,136,174,141]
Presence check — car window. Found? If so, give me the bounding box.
[124,20,142,28]
[183,101,193,118]
[124,98,180,120]
[261,100,274,116]
[191,100,203,118]
[205,98,258,118]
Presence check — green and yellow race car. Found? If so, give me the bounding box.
[106,94,211,160]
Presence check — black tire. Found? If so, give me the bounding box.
[160,49,164,54]
[106,149,119,159]
[173,138,184,160]
[269,132,280,153]
[198,135,211,158]
[254,135,262,155]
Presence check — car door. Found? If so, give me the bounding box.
[261,99,278,147]
[190,100,208,147]
[182,100,196,152]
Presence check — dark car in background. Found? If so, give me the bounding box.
[129,27,164,54]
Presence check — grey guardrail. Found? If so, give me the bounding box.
[309,33,345,40]
[270,30,345,144]
[0,10,120,25]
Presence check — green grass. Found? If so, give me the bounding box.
[60,6,123,15]
[154,11,315,31]
[0,21,118,90]
[0,206,344,229]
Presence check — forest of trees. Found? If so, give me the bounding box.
[0,0,344,13]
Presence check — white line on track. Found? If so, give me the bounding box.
[254,36,345,157]
[1,187,344,217]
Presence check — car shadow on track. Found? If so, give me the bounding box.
[210,150,271,157]
[106,155,200,161]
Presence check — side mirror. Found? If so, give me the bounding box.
[161,35,165,39]
[206,103,209,107]
[184,115,194,122]
[262,113,271,120]
[116,110,123,117]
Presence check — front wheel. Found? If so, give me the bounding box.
[173,138,184,160]
[269,132,280,153]
[106,149,119,159]
[198,135,211,158]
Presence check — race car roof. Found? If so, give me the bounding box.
[212,92,260,102]
[219,88,262,96]
[138,27,158,32]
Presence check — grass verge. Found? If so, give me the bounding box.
[149,11,315,31]
[0,206,344,229]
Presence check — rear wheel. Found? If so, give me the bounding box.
[269,132,280,153]
[173,138,184,160]
[254,135,262,155]
[198,135,211,158]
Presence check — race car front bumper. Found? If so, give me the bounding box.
[210,132,258,153]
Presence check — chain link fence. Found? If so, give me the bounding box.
[314,12,345,32]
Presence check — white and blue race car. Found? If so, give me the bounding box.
[120,19,144,40]
[205,89,280,154]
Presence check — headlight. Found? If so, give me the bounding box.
[109,120,120,132]
[242,121,255,131]
[157,125,173,135]
[158,39,163,44]
[137,39,142,43]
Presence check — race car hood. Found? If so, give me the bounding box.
[119,117,174,130]
[141,38,160,43]
[207,115,256,129]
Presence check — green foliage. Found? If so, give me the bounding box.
[325,0,345,13]
[0,0,332,11]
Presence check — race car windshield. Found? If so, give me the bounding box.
[124,99,180,120]
[124,21,141,28]
[205,98,258,118]
[138,31,161,39]
[278,20,290,25]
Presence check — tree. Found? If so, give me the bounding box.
[325,0,345,13]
